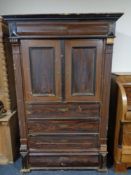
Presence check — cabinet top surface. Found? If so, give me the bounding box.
[3,13,123,22]
[112,72,131,76]
[112,73,131,84]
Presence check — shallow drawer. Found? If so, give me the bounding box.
[126,111,131,120]
[26,103,100,119]
[29,153,99,168]
[123,133,131,146]
[28,119,99,134]
[125,86,131,106]
[28,134,99,152]
[121,154,131,163]
[123,123,131,133]
[123,123,131,146]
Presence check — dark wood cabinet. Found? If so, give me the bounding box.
[4,13,123,172]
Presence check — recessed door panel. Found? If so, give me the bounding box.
[72,47,96,96]
[21,40,62,102]
[29,47,55,95]
[65,39,103,101]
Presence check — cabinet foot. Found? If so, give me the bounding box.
[20,168,30,173]
[99,153,108,171]
[97,168,108,173]
[20,168,30,175]
[114,162,127,172]
[21,148,29,173]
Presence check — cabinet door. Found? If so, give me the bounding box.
[65,39,103,102]
[21,40,62,102]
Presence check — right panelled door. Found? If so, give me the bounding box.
[65,39,103,102]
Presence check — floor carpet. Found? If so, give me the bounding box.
[0,158,130,175]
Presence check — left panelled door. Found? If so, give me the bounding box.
[21,40,62,102]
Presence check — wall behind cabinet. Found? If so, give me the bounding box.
[0,0,131,72]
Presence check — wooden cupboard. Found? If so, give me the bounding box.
[4,13,122,172]
[0,17,16,113]
[0,112,18,164]
[110,73,131,172]
[0,17,18,164]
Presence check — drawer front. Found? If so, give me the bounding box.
[125,86,131,120]
[123,123,131,133]
[26,103,100,119]
[28,134,99,152]
[123,123,131,146]
[126,111,131,120]
[122,154,131,163]
[29,154,99,168]
[125,87,131,107]
[123,133,131,146]
[28,119,99,134]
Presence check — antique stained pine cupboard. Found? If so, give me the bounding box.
[4,13,122,172]
[0,17,17,164]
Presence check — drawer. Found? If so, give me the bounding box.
[123,123,131,146]
[124,87,131,119]
[125,86,131,107]
[123,133,131,146]
[29,153,99,168]
[126,111,131,120]
[123,123,131,133]
[122,154,131,163]
[28,134,99,152]
[26,103,100,119]
[27,119,99,134]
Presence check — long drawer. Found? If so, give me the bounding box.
[26,103,100,119]
[29,153,99,168]
[28,134,99,152]
[27,119,99,134]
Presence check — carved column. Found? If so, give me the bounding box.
[0,17,10,112]
[0,17,16,113]
[10,38,29,172]
[0,16,18,164]
[99,37,114,170]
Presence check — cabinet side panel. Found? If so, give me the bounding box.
[11,41,27,149]
[100,44,113,145]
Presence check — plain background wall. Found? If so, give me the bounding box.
[0,0,131,72]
